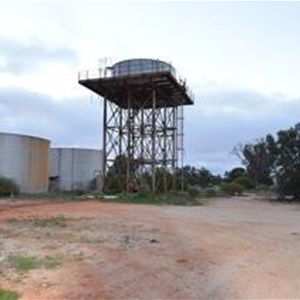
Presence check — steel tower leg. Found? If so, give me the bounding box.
[151,88,156,192]
[102,97,107,192]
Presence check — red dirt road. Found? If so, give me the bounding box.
[1,197,300,299]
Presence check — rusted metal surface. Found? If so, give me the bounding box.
[0,132,50,193]
[78,59,194,109]
[79,58,194,192]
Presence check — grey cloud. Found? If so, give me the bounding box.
[0,37,78,74]
[0,88,101,149]
[185,89,300,174]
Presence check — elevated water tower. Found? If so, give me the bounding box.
[78,58,194,192]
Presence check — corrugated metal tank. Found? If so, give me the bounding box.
[112,58,176,77]
[49,148,103,191]
[0,132,50,193]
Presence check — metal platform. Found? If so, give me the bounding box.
[78,70,194,109]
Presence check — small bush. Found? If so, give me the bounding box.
[8,254,61,273]
[32,215,67,228]
[221,182,244,196]
[6,215,68,228]
[203,186,218,197]
[72,189,86,196]
[0,176,19,197]
[41,256,61,269]
[164,191,198,205]
[187,186,201,198]
[187,185,224,198]
[232,176,255,189]
[108,191,199,206]
[0,289,20,300]
[118,192,158,204]
[9,255,38,273]
[254,183,273,192]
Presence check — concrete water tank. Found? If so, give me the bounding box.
[0,132,50,193]
[49,148,103,191]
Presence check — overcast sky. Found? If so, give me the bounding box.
[1,1,300,174]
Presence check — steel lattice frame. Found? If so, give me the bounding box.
[102,87,184,192]
[78,61,193,193]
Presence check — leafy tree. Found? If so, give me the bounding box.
[233,139,273,185]
[234,123,300,199]
[197,167,215,187]
[271,124,300,199]
[178,165,221,190]
[221,182,244,196]
[224,167,247,182]
[232,176,255,189]
[106,158,222,194]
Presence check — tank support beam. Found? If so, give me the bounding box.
[102,89,184,192]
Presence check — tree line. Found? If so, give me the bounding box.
[234,123,300,200]
[106,123,300,200]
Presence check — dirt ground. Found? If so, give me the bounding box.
[1,196,300,299]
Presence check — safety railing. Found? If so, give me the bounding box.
[78,60,194,102]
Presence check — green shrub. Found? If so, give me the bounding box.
[0,176,19,197]
[221,182,244,196]
[118,192,157,204]
[107,191,199,206]
[232,176,255,189]
[164,191,198,205]
[9,255,38,273]
[187,186,201,198]
[203,186,218,197]
[254,183,273,192]
[8,254,61,273]
[72,189,86,196]
[32,215,67,228]
[0,289,20,300]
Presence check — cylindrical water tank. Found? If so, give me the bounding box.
[0,132,50,193]
[49,148,103,191]
[112,58,176,77]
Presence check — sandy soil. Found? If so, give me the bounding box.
[1,196,300,299]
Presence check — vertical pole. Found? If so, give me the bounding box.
[151,87,156,192]
[180,105,184,191]
[141,107,144,189]
[172,106,177,190]
[119,107,123,191]
[102,97,107,192]
[119,107,122,157]
[163,107,167,192]
[126,90,131,192]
